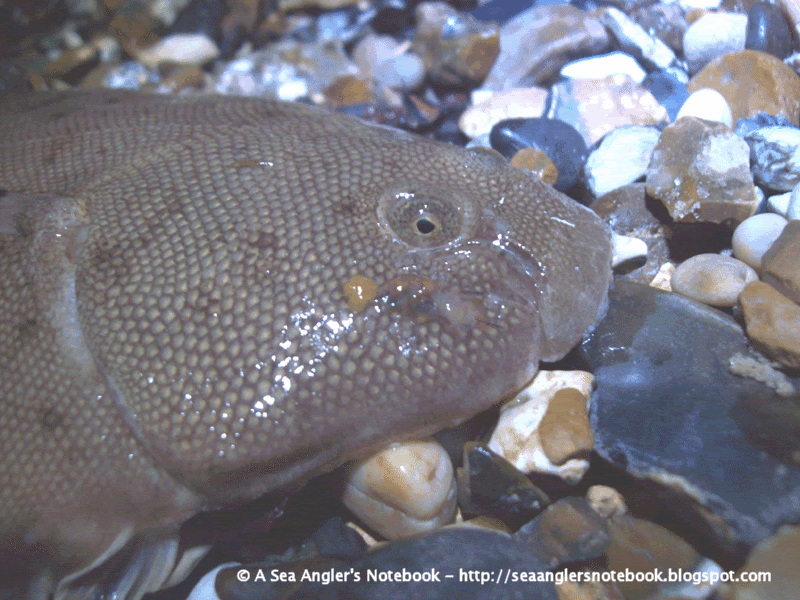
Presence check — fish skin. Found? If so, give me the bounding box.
[0,90,612,595]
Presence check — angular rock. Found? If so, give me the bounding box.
[645,116,759,223]
[687,49,800,126]
[745,2,795,60]
[760,221,800,305]
[600,7,678,71]
[767,191,792,218]
[480,4,610,91]
[683,13,748,74]
[671,253,758,307]
[580,280,800,558]
[740,286,800,366]
[584,126,660,198]
[746,126,800,191]
[732,212,788,268]
[550,74,670,146]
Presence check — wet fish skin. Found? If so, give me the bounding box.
[0,90,611,595]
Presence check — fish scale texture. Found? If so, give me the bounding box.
[0,90,611,593]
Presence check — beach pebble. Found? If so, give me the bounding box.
[746,126,800,191]
[631,2,688,54]
[586,485,627,518]
[646,116,759,223]
[739,281,800,368]
[732,213,789,268]
[351,34,425,89]
[768,191,792,217]
[688,49,800,126]
[509,148,559,186]
[560,51,646,83]
[761,220,800,304]
[679,0,721,9]
[550,74,670,146]
[683,13,747,74]
[600,7,678,71]
[728,525,800,600]
[745,1,795,60]
[135,33,220,69]
[490,118,588,191]
[735,112,796,137]
[643,68,690,122]
[342,439,457,539]
[458,87,548,139]
[671,253,758,306]
[611,233,649,270]
[675,87,733,127]
[488,370,595,485]
[584,126,660,197]
[790,181,800,220]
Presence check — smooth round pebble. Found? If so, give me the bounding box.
[683,13,747,74]
[671,253,758,306]
[745,1,794,60]
[676,87,733,127]
[732,213,789,268]
[611,233,648,268]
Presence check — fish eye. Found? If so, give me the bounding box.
[378,185,472,249]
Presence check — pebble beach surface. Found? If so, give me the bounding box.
[2,0,800,599]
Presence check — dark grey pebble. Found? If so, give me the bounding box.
[489,118,588,191]
[734,112,797,138]
[580,280,800,561]
[745,2,795,60]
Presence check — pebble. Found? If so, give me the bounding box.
[688,49,800,126]
[549,74,670,146]
[583,125,660,197]
[457,87,548,139]
[489,118,588,191]
[728,525,800,600]
[600,7,678,71]
[515,497,610,568]
[457,443,550,519]
[791,182,800,220]
[351,35,426,89]
[732,212,788,268]
[675,86,734,127]
[611,232,649,269]
[560,51,646,83]
[649,261,676,291]
[509,148,559,186]
[488,370,595,484]
[768,191,792,217]
[480,4,610,91]
[734,111,796,137]
[679,0,722,10]
[586,485,627,518]
[342,439,457,539]
[643,68,690,121]
[412,1,499,88]
[671,253,758,306]
[682,12,748,74]
[581,280,800,556]
[745,1,795,60]
[761,220,800,304]
[631,2,688,55]
[134,33,220,69]
[739,281,800,368]
[746,126,800,191]
[646,116,759,224]
[538,388,594,466]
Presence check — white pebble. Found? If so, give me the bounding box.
[611,233,648,268]
[560,51,646,83]
[790,182,800,220]
[768,191,791,218]
[683,13,747,73]
[135,33,220,68]
[671,253,758,306]
[458,87,547,139]
[585,126,660,197]
[342,439,456,539]
[676,88,733,128]
[679,0,722,10]
[732,213,789,268]
[186,563,239,600]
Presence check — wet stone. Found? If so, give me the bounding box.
[509,148,559,186]
[676,87,733,127]
[489,118,588,192]
[538,388,594,466]
[761,220,800,304]
[645,116,759,224]
[580,280,800,558]
[734,112,796,137]
[583,125,660,198]
[549,74,670,146]
[671,253,758,307]
[480,4,610,91]
[457,442,550,520]
[560,51,646,83]
[688,49,800,126]
[632,3,688,54]
[515,497,611,569]
[732,213,788,269]
[458,87,547,139]
[600,7,678,71]
[682,13,748,74]
[745,2,795,60]
[745,126,800,191]
[728,524,800,600]
[739,281,800,368]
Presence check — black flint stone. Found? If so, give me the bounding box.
[745,2,795,60]
[490,118,588,192]
[580,281,800,560]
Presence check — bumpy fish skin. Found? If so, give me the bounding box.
[0,91,611,595]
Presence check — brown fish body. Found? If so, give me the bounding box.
[0,91,611,597]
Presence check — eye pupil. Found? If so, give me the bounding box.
[416,218,436,234]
